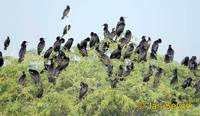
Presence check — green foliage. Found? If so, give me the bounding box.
[0,43,200,116]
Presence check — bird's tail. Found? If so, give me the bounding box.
[4,47,7,50]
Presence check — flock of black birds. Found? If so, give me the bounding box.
[0,5,200,101]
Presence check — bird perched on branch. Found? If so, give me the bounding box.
[44,47,53,59]
[143,65,153,83]
[79,82,88,100]
[115,17,125,41]
[37,38,45,55]
[4,36,10,50]
[63,38,74,51]
[110,44,122,59]
[53,36,65,52]
[18,41,27,63]
[164,45,174,63]
[29,69,40,84]
[62,25,71,37]
[0,51,4,67]
[181,56,189,66]
[170,68,178,85]
[61,5,70,20]
[18,71,26,85]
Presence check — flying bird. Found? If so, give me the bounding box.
[61,5,70,20]
[37,38,45,55]
[4,36,10,50]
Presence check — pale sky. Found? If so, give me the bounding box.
[0,0,199,62]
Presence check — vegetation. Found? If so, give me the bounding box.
[0,42,200,116]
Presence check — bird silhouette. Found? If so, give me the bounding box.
[79,82,88,100]
[181,56,189,66]
[110,44,122,59]
[18,71,26,85]
[182,77,192,89]
[29,69,40,84]
[153,68,163,88]
[18,41,27,63]
[0,51,4,67]
[53,36,65,52]
[115,17,125,41]
[37,38,45,55]
[89,32,100,48]
[62,25,71,37]
[63,38,74,51]
[61,5,70,20]
[164,45,174,63]
[4,36,10,50]
[143,65,153,82]
[44,47,53,59]
[170,68,178,85]
[123,43,134,59]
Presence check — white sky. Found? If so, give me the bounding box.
[0,0,199,61]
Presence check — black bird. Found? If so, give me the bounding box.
[80,37,90,49]
[124,30,132,44]
[29,69,40,84]
[79,82,88,100]
[164,45,174,63]
[137,47,147,62]
[0,51,4,67]
[55,54,70,75]
[89,32,100,48]
[110,28,116,41]
[111,78,118,88]
[153,68,163,88]
[101,41,110,53]
[63,38,74,51]
[4,36,10,50]
[18,41,27,63]
[123,43,134,59]
[143,65,153,82]
[46,59,56,83]
[117,65,124,77]
[36,86,44,98]
[194,80,200,95]
[62,24,71,37]
[102,23,110,39]
[53,36,65,52]
[18,71,26,85]
[115,17,125,41]
[182,77,192,89]
[135,36,146,54]
[150,39,162,60]
[181,56,189,66]
[77,38,90,57]
[77,44,88,57]
[151,38,162,54]
[44,47,53,59]
[107,64,113,77]
[61,5,70,20]
[37,38,45,55]
[145,37,151,51]
[188,56,198,71]
[110,44,122,59]
[123,62,134,77]
[170,68,178,85]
